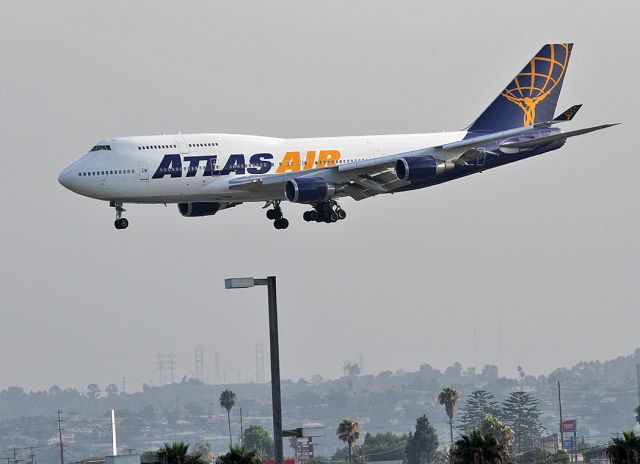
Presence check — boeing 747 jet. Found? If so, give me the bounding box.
[58,44,615,230]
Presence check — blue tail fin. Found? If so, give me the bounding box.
[468,43,573,133]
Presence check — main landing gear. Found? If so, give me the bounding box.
[265,201,289,229]
[303,200,347,223]
[110,201,129,230]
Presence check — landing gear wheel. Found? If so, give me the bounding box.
[303,211,312,222]
[114,218,129,229]
[266,209,276,220]
[337,209,347,220]
[274,218,289,229]
[110,201,129,230]
[329,212,339,222]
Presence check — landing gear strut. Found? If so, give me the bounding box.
[110,201,129,230]
[303,200,347,223]
[264,201,289,230]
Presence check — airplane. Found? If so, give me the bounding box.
[58,43,616,230]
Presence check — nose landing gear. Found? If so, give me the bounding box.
[110,201,129,230]
[264,201,289,229]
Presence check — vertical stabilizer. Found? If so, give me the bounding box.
[468,43,573,133]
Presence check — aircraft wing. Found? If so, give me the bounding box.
[228,121,618,201]
[228,149,425,200]
[499,123,618,149]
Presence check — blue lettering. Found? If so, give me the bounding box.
[221,154,246,175]
[248,153,273,174]
[152,154,182,179]
[184,155,218,177]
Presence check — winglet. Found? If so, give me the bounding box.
[553,104,582,122]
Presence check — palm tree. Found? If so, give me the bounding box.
[450,430,508,464]
[161,442,190,464]
[438,387,460,446]
[216,445,262,464]
[336,418,361,464]
[220,389,237,447]
[607,431,640,464]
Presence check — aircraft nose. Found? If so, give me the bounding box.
[58,167,71,189]
[58,164,79,192]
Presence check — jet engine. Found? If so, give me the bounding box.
[285,178,335,203]
[395,156,453,181]
[178,202,222,217]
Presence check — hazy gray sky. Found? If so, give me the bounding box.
[0,0,637,392]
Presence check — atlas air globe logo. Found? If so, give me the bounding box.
[501,43,571,125]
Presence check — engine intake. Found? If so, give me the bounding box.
[178,202,221,217]
[395,156,453,181]
[285,178,335,203]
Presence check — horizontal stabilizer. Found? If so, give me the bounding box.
[553,104,582,122]
[500,123,619,149]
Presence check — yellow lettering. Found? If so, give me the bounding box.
[276,151,301,173]
[303,150,316,170]
[318,150,340,167]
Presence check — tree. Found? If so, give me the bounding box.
[86,383,100,399]
[607,431,640,464]
[363,432,408,462]
[478,416,513,451]
[105,383,119,398]
[405,415,439,464]
[216,446,262,464]
[499,392,544,453]
[219,389,237,447]
[243,425,274,459]
[337,419,360,464]
[450,430,508,464]
[160,442,207,464]
[438,387,460,446]
[459,391,500,433]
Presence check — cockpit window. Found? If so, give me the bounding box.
[90,145,111,152]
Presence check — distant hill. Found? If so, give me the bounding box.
[1,349,639,462]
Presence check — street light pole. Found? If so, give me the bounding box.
[225,276,283,464]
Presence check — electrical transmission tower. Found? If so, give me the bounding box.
[156,353,177,385]
[195,345,205,382]
[214,352,221,385]
[255,343,265,383]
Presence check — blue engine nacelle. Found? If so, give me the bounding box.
[395,156,452,181]
[285,178,335,203]
[178,202,221,217]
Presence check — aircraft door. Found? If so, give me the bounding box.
[174,135,189,154]
[139,162,149,180]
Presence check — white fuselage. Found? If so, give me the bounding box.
[58,131,466,204]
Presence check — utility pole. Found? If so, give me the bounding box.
[240,407,244,447]
[27,447,37,464]
[57,410,64,464]
[636,364,640,406]
[557,382,564,450]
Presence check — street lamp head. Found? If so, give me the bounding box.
[225,277,256,289]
